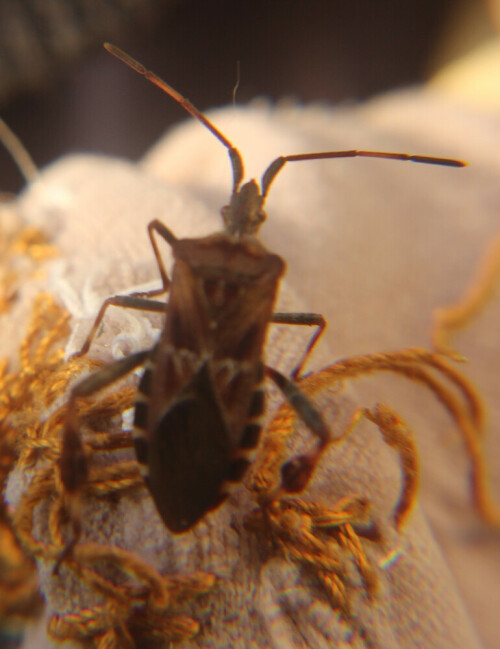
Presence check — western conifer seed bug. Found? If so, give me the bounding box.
[57,43,465,567]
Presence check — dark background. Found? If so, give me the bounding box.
[0,0,488,193]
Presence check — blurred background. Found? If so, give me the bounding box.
[0,0,498,193]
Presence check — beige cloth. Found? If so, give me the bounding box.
[4,85,498,648]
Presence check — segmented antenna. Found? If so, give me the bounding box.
[104,43,244,194]
[104,42,466,204]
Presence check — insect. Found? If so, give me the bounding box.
[58,43,465,561]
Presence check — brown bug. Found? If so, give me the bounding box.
[59,44,465,558]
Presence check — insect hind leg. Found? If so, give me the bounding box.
[265,366,330,495]
[265,364,421,531]
[55,349,149,573]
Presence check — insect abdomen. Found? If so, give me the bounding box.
[132,358,265,533]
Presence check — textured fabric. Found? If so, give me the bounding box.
[3,85,498,648]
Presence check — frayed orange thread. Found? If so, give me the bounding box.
[433,231,500,358]
[301,349,499,527]
[247,495,376,616]
[248,338,499,617]
[4,294,214,648]
[0,209,58,314]
[251,392,420,530]
[249,398,416,617]
[0,293,69,630]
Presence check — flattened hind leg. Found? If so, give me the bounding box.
[265,366,330,495]
[55,350,149,573]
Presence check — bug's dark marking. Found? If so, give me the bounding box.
[226,457,252,483]
[133,400,149,431]
[133,435,149,466]
[248,386,265,415]
[138,365,154,397]
[240,422,262,450]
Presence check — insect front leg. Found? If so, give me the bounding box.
[74,219,178,357]
[75,295,165,357]
[271,311,326,379]
[55,350,149,573]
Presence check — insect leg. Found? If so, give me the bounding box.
[56,349,149,573]
[75,219,178,357]
[262,372,419,531]
[266,366,330,494]
[75,295,165,357]
[145,219,178,292]
[271,312,326,379]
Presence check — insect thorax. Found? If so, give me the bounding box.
[163,232,285,358]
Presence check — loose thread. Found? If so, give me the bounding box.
[433,232,500,357]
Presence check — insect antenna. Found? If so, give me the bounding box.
[261,150,465,199]
[104,43,465,217]
[104,43,244,196]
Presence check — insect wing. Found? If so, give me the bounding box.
[170,234,285,442]
[146,361,230,532]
